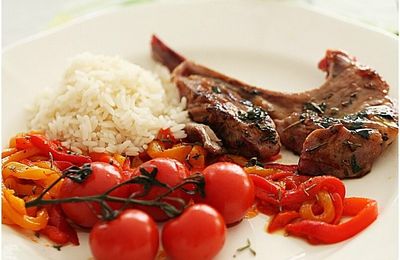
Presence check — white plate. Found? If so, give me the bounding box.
[2,1,398,259]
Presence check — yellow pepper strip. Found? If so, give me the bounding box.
[2,148,18,158]
[299,190,335,224]
[32,161,52,169]
[2,185,49,230]
[147,140,192,164]
[3,178,36,196]
[2,186,27,215]
[187,145,207,170]
[244,166,278,177]
[2,196,48,231]
[113,154,126,167]
[3,162,55,180]
[2,147,41,166]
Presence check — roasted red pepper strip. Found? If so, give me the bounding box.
[29,134,91,166]
[156,128,177,149]
[280,176,345,207]
[268,211,300,233]
[15,137,34,150]
[264,163,298,172]
[331,193,343,225]
[89,152,120,167]
[250,174,282,206]
[285,198,378,244]
[40,206,79,245]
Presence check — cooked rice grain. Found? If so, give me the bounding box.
[28,53,189,156]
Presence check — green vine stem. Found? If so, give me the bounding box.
[25,164,205,221]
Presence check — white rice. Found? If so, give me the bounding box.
[28,53,189,156]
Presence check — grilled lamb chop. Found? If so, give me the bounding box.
[151,35,398,178]
[151,36,280,160]
[174,62,281,160]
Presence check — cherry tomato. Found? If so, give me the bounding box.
[162,204,226,260]
[59,162,130,228]
[90,209,159,260]
[199,162,255,225]
[130,158,190,222]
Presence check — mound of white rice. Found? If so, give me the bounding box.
[28,53,189,155]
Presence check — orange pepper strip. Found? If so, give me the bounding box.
[2,147,41,166]
[2,214,15,225]
[2,199,48,231]
[244,166,278,177]
[3,178,36,196]
[2,148,18,158]
[187,145,207,170]
[286,198,378,244]
[147,140,192,164]
[2,188,49,231]
[2,162,55,180]
[2,186,27,215]
[299,191,335,224]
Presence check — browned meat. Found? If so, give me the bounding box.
[184,122,225,155]
[151,35,398,178]
[239,50,398,178]
[173,62,280,160]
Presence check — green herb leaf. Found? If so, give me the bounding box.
[350,155,362,173]
[212,86,221,94]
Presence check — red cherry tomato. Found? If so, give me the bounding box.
[130,158,190,222]
[59,162,130,228]
[162,204,226,260]
[90,209,159,260]
[199,162,255,225]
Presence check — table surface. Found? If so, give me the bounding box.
[2,0,398,47]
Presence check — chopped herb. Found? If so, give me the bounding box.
[282,119,305,132]
[245,157,264,168]
[303,102,326,114]
[343,140,361,152]
[212,86,221,94]
[49,152,54,169]
[53,245,62,251]
[233,238,256,258]
[8,165,17,172]
[238,106,266,122]
[350,155,362,173]
[303,183,317,196]
[344,120,364,130]
[353,128,372,139]
[304,142,328,153]
[192,153,201,160]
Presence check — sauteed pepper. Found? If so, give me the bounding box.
[286,198,378,244]
[29,134,91,166]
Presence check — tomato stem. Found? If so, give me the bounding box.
[25,164,205,221]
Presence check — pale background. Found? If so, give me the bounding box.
[2,0,399,47]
